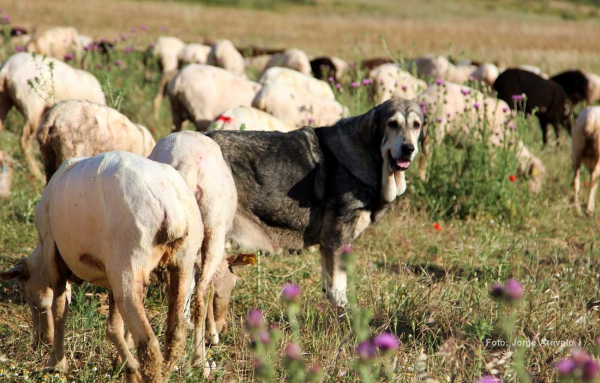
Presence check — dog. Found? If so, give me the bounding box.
[206,98,427,307]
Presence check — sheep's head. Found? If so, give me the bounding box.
[0,247,55,348]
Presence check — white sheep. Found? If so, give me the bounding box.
[259,67,335,100]
[368,63,427,104]
[211,106,295,132]
[37,100,156,182]
[0,151,203,383]
[445,63,478,85]
[586,72,600,104]
[262,48,312,75]
[0,150,13,199]
[207,39,245,76]
[26,27,81,61]
[0,52,106,179]
[472,63,500,87]
[572,107,600,216]
[252,82,348,128]
[151,36,186,117]
[167,64,261,131]
[405,54,451,82]
[178,43,211,67]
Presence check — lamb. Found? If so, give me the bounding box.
[167,64,261,131]
[262,48,312,76]
[26,27,81,61]
[178,43,211,67]
[0,151,203,383]
[207,39,246,76]
[211,106,295,132]
[150,36,186,117]
[368,63,427,104]
[36,100,156,182]
[259,67,335,100]
[0,150,13,199]
[0,52,106,179]
[572,107,600,216]
[252,82,348,128]
[149,131,238,366]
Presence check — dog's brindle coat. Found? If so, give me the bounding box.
[206,99,427,306]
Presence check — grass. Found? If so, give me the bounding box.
[1,0,600,382]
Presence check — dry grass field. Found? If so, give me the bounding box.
[1,0,600,382]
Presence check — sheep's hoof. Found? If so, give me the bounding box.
[45,358,68,373]
[585,209,594,218]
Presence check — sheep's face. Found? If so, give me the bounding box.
[380,99,427,173]
[0,251,55,347]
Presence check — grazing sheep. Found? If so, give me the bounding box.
[0,52,106,179]
[244,54,273,76]
[26,27,81,61]
[550,70,589,106]
[0,151,203,383]
[471,63,500,87]
[444,63,477,85]
[405,55,451,82]
[178,43,211,67]
[37,100,156,182]
[149,131,238,366]
[150,36,186,117]
[368,63,427,104]
[493,68,573,145]
[0,150,13,199]
[168,64,261,132]
[360,57,393,70]
[263,48,312,75]
[252,82,348,128]
[516,141,546,194]
[572,107,600,216]
[586,72,600,104]
[207,39,245,76]
[259,67,335,100]
[211,106,295,132]
[310,56,349,82]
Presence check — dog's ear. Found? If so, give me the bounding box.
[418,114,429,155]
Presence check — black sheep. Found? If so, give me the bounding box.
[493,68,573,145]
[550,70,589,106]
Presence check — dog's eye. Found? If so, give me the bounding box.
[388,120,399,129]
[413,121,421,128]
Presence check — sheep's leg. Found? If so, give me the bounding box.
[107,293,142,383]
[205,281,219,345]
[586,163,600,217]
[153,70,176,120]
[0,94,13,135]
[573,165,583,215]
[538,116,549,146]
[191,271,210,378]
[20,121,44,180]
[46,280,69,372]
[113,276,164,383]
[162,264,194,380]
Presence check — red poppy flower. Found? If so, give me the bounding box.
[509,175,516,182]
[217,115,232,123]
[433,222,441,232]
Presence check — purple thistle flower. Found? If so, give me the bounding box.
[583,359,600,381]
[525,113,531,118]
[511,94,523,101]
[504,279,523,300]
[436,117,443,123]
[120,33,127,41]
[341,244,353,254]
[447,113,452,118]
[335,83,342,89]
[555,358,576,376]
[307,117,314,124]
[473,103,480,110]
[15,45,23,52]
[475,376,501,383]
[64,53,74,61]
[148,42,155,48]
[421,105,427,115]
[373,333,400,352]
[125,46,132,53]
[1,14,9,24]
[246,308,264,329]
[509,124,516,131]
[401,85,408,91]
[257,329,270,345]
[281,284,300,302]
[502,107,509,113]
[284,343,302,360]
[141,25,147,31]
[130,27,137,33]
[362,78,372,86]
[328,76,334,82]
[572,348,591,367]
[461,88,470,96]
[115,60,122,67]
[435,78,444,85]
[96,63,103,69]
[83,44,90,51]
[350,82,359,88]
[101,37,108,43]
[356,340,377,361]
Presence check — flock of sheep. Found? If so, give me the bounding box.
[0,24,599,382]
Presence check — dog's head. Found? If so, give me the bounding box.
[362,99,428,173]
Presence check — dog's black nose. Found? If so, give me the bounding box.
[401,143,415,155]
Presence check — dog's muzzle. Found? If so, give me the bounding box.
[389,152,411,172]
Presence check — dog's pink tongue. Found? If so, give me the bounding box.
[396,160,410,169]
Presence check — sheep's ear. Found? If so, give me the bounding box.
[0,260,28,280]
[227,253,258,267]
